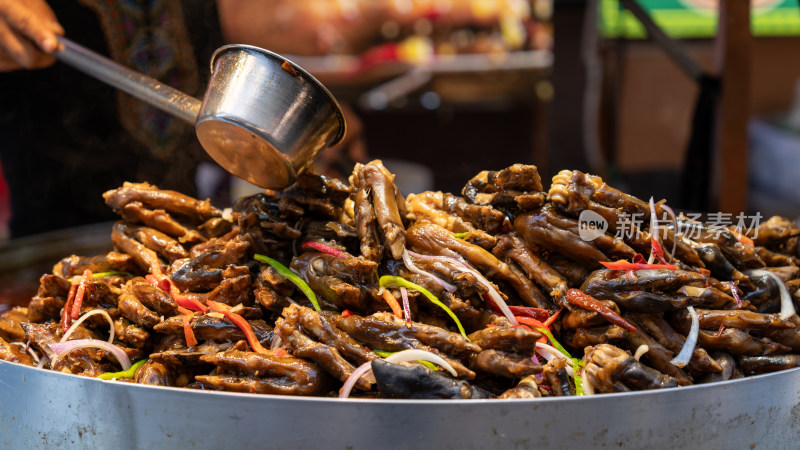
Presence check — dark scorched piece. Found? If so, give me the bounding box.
[371,358,491,399]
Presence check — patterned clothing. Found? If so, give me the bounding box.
[78,0,199,158]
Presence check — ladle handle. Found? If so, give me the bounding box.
[54,36,201,125]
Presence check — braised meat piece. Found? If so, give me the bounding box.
[472,349,542,379]
[467,326,542,354]
[290,252,380,313]
[462,164,546,213]
[169,235,250,292]
[53,252,138,280]
[350,160,407,260]
[197,350,332,396]
[493,233,566,306]
[407,221,547,308]
[0,336,34,365]
[584,344,679,393]
[104,182,220,222]
[406,191,506,236]
[498,374,543,398]
[0,307,27,342]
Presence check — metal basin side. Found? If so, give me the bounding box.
[1,360,798,449]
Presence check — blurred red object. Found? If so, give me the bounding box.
[0,160,10,240]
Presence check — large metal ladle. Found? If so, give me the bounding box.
[54,37,346,189]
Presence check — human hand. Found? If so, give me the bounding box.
[0,0,63,71]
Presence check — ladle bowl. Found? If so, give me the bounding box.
[54,37,346,189]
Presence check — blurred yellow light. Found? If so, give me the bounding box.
[397,35,435,65]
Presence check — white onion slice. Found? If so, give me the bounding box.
[48,339,132,371]
[729,281,742,307]
[384,349,458,377]
[634,344,649,361]
[26,346,41,363]
[534,343,575,377]
[407,250,518,326]
[647,197,659,264]
[402,250,456,293]
[670,306,698,368]
[61,309,115,344]
[749,269,797,320]
[581,367,595,395]
[400,287,412,325]
[535,342,573,365]
[661,203,678,260]
[339,361,373,399]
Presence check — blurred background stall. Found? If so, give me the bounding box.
[3,0,800,239]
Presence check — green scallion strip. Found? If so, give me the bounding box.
[379,275,468,340]
[68,271,129,283]
[254,254,320,311]
[452,232,469,239]
[96,359,146,380]
[537,327,575,360]
[572,357,585,396]
[373,349,438,370]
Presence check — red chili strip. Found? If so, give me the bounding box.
[380,290,404,319]
[70,268,93,319]
[599,260,677,271]
[565,289,637,333]
[177,306,198,347]
[145,274,171,293]
[716,322,725,338]
[650,237,669,264]
[173,294,209,313]
[543,307,564,328]
[507,305,550,322]
[483,293,502,316]
[514,317,546,328]
[341,309,354,318]
[61,283,78,332]
[515,316,548,343]
[207,300,271,354]
[145,273,208,313]
[301,241,350,259]
[729,228,754,248]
